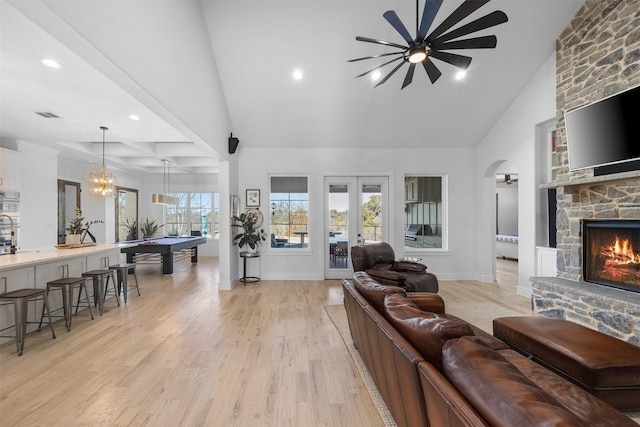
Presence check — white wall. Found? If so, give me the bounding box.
[475,53,557,296]
[16,142,58,250]
[238,146,477,281]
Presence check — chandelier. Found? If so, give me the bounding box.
[89,126,116,197]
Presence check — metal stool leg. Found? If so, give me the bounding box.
[13,298,28,356]
[103,271,120,307]
[132,267,140,297]
[61,284,73,332]
[79,282,94,320]
[41,292,57,339]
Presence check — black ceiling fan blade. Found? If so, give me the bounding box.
[426,0,490,43]
[355,56,404,78]
[432,11,508,44]
[375,61,407,87]
[417,0,444,41]
[431,35,497,50]
[383,10,414,44]
[429,50,472,69]
[422,58,442,83]
[347,51,405,63]
[402,63,416,89]
[356,36,408,50]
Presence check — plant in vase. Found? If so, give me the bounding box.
[140,218,163,239]
[232,210,267,252]
[65,208,103,244]
[124,218,138,241]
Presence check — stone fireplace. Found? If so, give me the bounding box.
[583,219,640,293]
[530,0,640,346]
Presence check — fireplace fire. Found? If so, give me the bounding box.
[583,220,640,293]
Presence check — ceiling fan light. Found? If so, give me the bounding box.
[408,47,427,64]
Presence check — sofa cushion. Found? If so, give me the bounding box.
[442,336,585,427]
[352,271,406,313]
[384,293,475,371]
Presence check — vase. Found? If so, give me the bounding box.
[246,245,257,254]
[66,234,81,245]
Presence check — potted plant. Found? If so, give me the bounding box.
[65,208,103,245]
[124,218,138,241]
[232,211,267,251]
[140,218,163,239]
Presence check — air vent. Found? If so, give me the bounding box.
[35,112,60,118]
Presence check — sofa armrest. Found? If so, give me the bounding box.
[364,268,406,284]
[407,293,445,313]
[394,261,427,273]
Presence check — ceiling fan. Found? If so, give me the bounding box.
[349,0,508,89]
[497,174,518,185]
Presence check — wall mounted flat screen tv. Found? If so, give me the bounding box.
[565,85,640,171]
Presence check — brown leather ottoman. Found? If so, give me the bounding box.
[493,316,640,411]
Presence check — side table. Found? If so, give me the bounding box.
[239,251,261,284]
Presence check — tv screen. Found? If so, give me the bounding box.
[565,85,640,171]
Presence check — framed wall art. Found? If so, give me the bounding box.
[246,189,260,207]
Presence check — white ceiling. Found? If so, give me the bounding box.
[0,0,585,175]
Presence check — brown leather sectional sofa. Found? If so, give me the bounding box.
[342,271,638,427]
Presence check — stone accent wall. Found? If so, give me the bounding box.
[554,0,640,280]
[531,0,640,344]
[532,277,640,345]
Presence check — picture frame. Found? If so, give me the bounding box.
[246,189,260,207]
[231,194,240,218]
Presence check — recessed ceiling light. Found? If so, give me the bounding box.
[455,70,466,80]
[371,70,381,81]
[129,115,140,121]
[41,58,60,69]
[293,69,303,80]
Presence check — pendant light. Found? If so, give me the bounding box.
[152,159,178,206]
[89,126,116,197]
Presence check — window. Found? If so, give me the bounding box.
[166,192,219,238]
[270,177,309,248]
[404,176,445,249]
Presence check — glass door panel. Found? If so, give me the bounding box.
[325,176,388,279]
[360,182,383,245]
[329,183,350,270]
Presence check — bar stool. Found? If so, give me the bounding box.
[0,288,56,356]
[82,269,119,315]
[109,263,140,303]
[39,277,94,332]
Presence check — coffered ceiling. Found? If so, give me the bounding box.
[0,0,585,175]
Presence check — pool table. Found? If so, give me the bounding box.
[120,236,207,274]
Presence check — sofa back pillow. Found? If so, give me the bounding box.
[442,336,584,427]
[353,271,406,313]
[384,292,474,371]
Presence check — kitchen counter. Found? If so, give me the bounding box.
[0,243,135,271]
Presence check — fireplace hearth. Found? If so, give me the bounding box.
[583,220,640,293]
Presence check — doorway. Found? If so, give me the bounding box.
[324,176,388,279]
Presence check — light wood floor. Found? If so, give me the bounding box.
[0,257,528,426]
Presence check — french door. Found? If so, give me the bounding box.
[324,176,388,279]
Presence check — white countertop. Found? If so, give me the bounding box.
[0,243,135,271]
